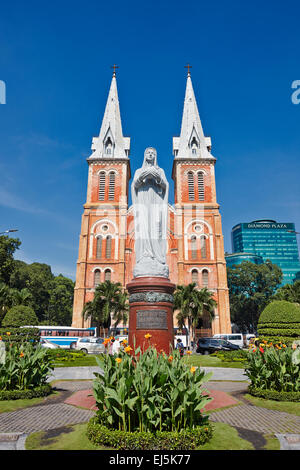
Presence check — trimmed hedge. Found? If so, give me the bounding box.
[248,386,300,403]
[0,327,40,346]
[2,305,38,327]
[257,300,300,345]
[0,384,52,401]
[87,416,213,450]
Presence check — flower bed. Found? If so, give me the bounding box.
[245,341,300,397]
[88,341,214,449]
[0,335,54,398]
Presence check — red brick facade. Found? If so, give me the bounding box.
[72,74,231,335]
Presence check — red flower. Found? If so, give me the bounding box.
[259,346,264,353]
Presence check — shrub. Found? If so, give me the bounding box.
[92,345,212,434]
[2,305,38,327]
[0,327,40,346]
[213,349,248,363]
[247,386,300,402]
[257,300,300,345]
[87,417,213,450]
[0,384,52,401]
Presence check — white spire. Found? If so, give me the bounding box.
[88,73,130,160]
[173,72,213,160]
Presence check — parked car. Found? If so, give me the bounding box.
[213,333,244,349]
[70,337,106,354]
[40,338,61,349]
[196,337,240,355]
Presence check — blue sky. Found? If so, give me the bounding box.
[0,0,299,280]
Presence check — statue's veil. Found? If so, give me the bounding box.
[142,147,158,167]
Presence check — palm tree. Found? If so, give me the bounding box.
[174,283,217,349]
[82,280,127,336]
[11,288,33,307]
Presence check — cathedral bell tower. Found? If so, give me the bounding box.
[171,69,231,334]
[72,71,131,328]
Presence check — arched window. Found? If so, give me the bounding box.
[108,172,116,200]
[202,269,209,288]
[96,236,102,259]
[104,269,111,281]
[200,235,207,259]
[191,269,198,285]
[187,172,195,201]
[191,235,197,260]
[99,172,106,201]
[105,235,112,258]
[94,269,101,287]
[198,172,204,201]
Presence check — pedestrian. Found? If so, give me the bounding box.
[176,338,184,357]
[112,338,120,355]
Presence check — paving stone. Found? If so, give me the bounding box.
[0,403,95,433]
[209,404,300,434]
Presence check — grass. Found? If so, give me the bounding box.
[0,390,60,414]
[183,354,245,369]
[245,394,300,416]
[24,421,279,451]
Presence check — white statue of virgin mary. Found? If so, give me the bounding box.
[131,147,169,278]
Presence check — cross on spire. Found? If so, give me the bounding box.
[184,63,192,76]
[111,64,119,76]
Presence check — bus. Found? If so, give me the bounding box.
[24,326,97,349]
[108,326,129,343]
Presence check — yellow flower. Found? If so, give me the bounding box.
[282,344,287,348]
[122,339,128,345]
[124,346,132,353]
[144,334,152,339]
[186,350,192,355]
[6,332,11,336]
[115,357,122,364]
[190,366,196,374]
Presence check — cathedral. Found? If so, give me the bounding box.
[72,70,231,336]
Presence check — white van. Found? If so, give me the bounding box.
[213,334,244,349]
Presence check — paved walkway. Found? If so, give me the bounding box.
[0,366,300,450]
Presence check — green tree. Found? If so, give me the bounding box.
[272,280,300,304]
[0,282,15,325]
[46,275,75,325]
[0,235,21,284]
[82,281,128,336]
[2,305,38,327]
[227,260,283,333]
[11,288,33,307]
[174,283,216,348]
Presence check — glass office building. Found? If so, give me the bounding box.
[225,252,264,268]
[231,220,300,285]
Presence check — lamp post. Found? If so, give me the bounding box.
[0,229,19,235]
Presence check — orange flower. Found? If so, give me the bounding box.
[0,336,2,341]
[186,350,192,355]
[190,366,196,374]
[20,352,24,358]
[168,355,173,362]
[124,346,132,353]
[115,357,122,364]
[122,339,128,345]
[144,334,152,339]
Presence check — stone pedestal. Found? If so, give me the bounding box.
[126,277,176,355]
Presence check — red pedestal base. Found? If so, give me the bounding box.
[126,277,175,355]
